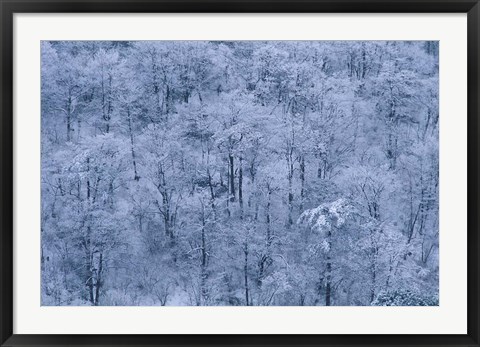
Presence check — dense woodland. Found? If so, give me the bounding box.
[41,41,439,306]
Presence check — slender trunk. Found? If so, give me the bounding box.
[94,252,103,306]
[254,201,259,222]
[100,70,113,133]
[387,96,397,170]
[200,207,208,305]
[385,261,393,289]
[85,235,93,304]
[101,69,108,133]
[66,94,72,142]
[258,187,272,287]
[286,143,294,227]
[325,258,331,306]
[163,194,171,239]
[108,181,114,208]
[86,158,91,201]
[247,161,256,209]
[352,104,358,155]
[285,114,295,227]
[41,228,45,272]
[325,230,332,306]
[370,240,378,303]
[138,214,143,234]
[201,216,207,268]
[229,154,235,202]
[300,156,305,212]
[370,265,376,303]
[151,54,162,120]
[244,240,250,306]
[87,248,94,305]
[77,181,81,199]
[266,187,272,248]
[106,75,112,133]
[239,157,243,218]
[127,107,140,181]
[361,44,367,79]
[85,157,94,305]
[157,168,173,240]
[77,117,81,142]
[349,53,354,78]
[58,178,64,196]
[288,160,294,226]
[165,85,171,115]
[226,161,231,217]
[207,168,216,217]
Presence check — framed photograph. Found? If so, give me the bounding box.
[1,1,478,346]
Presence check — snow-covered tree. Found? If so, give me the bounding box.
[41,41,439,306]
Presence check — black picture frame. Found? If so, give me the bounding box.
[1,1,479,346]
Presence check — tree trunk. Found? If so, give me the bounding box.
[226,161,231,217]
[288,171,294,226]
[369,238,378,304]
[239,156,243,217]
[207,167,216,218]
[287,148,294,227]
[266,187,272,247]
[127,106,140,181]
[85,157,95,305]
[84,227,94,305]
[361,43,367,79]
[325,258,332,306]
[370,262,376,304]
[165,85,171,116]
[229,154,235,202]
[386,96,398,170]
[163,194,171,239]
[94,252,103,306]
[258,186,273,287]
[101,69,107,133]
[66,94,72,142]
[77,117,81,142]
[300,156,305,211]
[244,239,250,306]
[150,53,162,121]
[200,206,208,305]
[325,229,332,306]
[106,74,112,133]
[86,158,91,201]
[87,248,94,305]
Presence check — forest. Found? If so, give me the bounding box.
[41,41,439,306]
